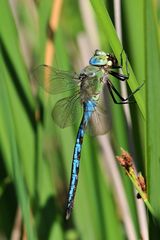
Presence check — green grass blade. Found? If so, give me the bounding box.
[0,0,34,107]
[145,1,160,219]
[0,56,37,240]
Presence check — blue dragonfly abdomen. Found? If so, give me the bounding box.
[66,100,96,219]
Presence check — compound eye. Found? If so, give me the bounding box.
[95,49,106,56]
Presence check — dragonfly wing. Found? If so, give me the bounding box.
[87,109,110,136]
[87,88,111,136]
[32,64,80,94]
[52,93,82,128]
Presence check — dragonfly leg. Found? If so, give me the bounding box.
[111,49,130,79]
[106,79,144,104]
[109,70,129,81]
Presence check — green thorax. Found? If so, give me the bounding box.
[79,65,105,102]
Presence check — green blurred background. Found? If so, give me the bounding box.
[0,0,160,239]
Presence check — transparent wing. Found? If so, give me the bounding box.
[52,92,82,128]
[87,108,110,136]
[33,64,80,94]
[87,87,111,136]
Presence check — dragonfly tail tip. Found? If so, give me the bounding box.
[65,209,71,220]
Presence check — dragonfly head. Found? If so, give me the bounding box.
[89,50,118,68]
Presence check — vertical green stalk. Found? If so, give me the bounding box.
[145,0,160,220]
[0,56,37,240]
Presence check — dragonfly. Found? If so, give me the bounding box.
[34,49,143,220]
